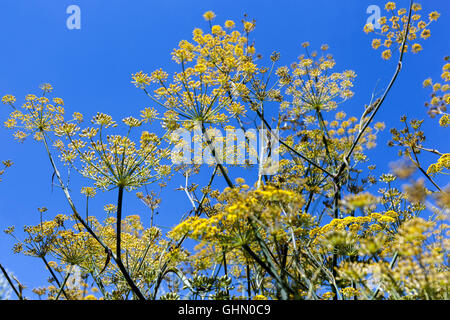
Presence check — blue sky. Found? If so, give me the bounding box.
[0,0,449,298]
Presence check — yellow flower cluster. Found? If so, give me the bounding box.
[282,44,356,112]
[0,160,13,183]
[2,5,448,301]
[170,185,306,246]
[365,2,440,60]
[426,153,450,177]
[340,286,359,298]
[3,85,68,142]
[1,94,16,105]
[6,212,184,299]
[52,111,170,190]
[423,57,450,121]
[321,291,335,300]
[310,210,399,243]
[133,12,260,128]
[338,216,449,299]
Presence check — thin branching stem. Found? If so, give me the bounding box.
[0,263,22,300]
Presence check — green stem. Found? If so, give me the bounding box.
[370,252,399,300]
[42,256,69,300]
[336,0,413,180]
[116,186,124,262]
[115,185,146,300]
[201,123,234,189]
[0,263,22,300]
[246,263,252,299]
[42,134,144,300]
[55,266,72,300]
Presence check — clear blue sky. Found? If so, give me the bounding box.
[0,0,449,297]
